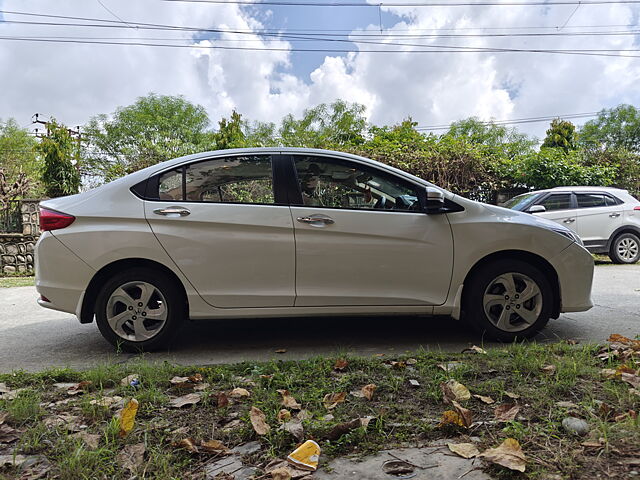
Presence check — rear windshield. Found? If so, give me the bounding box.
[502,192,540,211]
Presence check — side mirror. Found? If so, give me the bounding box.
[528,205,546,214]
[425,187,445,213]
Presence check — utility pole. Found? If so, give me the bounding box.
[32,113,81,145]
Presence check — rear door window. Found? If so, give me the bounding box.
[576,193,607,209]
[538,193,572,211]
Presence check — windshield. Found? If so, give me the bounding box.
[502,192,541,211]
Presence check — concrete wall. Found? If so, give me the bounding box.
[0,200,40,275]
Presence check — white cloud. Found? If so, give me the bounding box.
[1,0,639,138]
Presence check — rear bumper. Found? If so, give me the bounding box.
[550,242,594,313]
[35,232,94,317]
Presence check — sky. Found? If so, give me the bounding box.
[1,0,640,139]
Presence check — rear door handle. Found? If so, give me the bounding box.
[153,206,191,217]
[563,218,575,224]
[297,214,335,226]
[609,212,621,218]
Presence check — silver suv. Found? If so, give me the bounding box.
[505,186,640,264]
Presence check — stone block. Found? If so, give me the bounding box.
[5,244,18,255]
[1,255,15,264]
[17,255,26,263]
[2,265,16,274]
[17,265,26,273]
[26,243,34,252]
[18,244,26,254]
[26,254,33,263]
[23,224,31,235]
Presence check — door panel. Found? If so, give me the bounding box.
[291,207,453,306]
[144,154,295,308]
[575,194,623,243]
[531,193,578,232]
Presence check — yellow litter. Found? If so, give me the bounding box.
[286,440,321,471]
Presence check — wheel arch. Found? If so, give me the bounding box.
[605,225,640,250]
[460,250,561,320]
[79,258,189,324]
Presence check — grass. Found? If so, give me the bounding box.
[0,276,35,288]
[0,341,639,479]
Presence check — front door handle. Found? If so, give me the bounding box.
[297,214,335,226]
[563,218,575,224]
[153,206,191,217]
[609,212,621,218]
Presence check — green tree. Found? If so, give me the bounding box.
[445,118,536,159]
[38,120,81,198]
[0,118,40,195]
[580,105,640,152]
[214,110,246,150]
[84,93,215,181]
[541,118,577,152]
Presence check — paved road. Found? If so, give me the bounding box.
[0,263,638,372]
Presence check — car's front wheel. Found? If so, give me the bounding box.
[463,259,554,341]
[609,232,640,264]
[95,268,185,351]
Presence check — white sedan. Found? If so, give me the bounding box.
[35,148,594,351]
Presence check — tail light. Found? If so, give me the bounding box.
[635,206,640,211]
[39,208,75,231]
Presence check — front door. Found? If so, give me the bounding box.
[575,192,623,244]
[288,154,454,307]
[144,154,295,308]
[531,192,578,232]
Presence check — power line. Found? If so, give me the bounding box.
[415,112,599,130]
[159,0,640,6]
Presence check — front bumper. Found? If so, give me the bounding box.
[550,241,594,313]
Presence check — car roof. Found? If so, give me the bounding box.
[549,186,629,193]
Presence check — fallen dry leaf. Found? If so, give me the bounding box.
[217,392,229,408]
[601,368,617,379]
[325,417,371,441]
[504,391,520,400]
[275,349,287,354]
[281,420,304,442]
[200,439,232,455]
[473,394,495,404]
[116,443,145,472]
[90,396,123,408]
[170,376,189,385]
[170,392,201,408]
[389,361,406,369]
[462,345,487,355]
[278,409,292,423]
[541,365,557,375]
[439,410,465,428]
[437,361,464,372]
[441,379,471,403]
[480,438,526,472]
[323,392,346,410]
[297,409,312,421]
[0,412,6,424]
[119,398,139,437]
[270,467,292,480]
[452,400,472,428]
[447,442,480,458]
[120,374,139,386]
[406,358,418,365]
[608,334,640,350]
[556,401,579,409]
[71,431,101,450]
[229,388,251,399]
[621,372,640,388]
[277,390,301,409]
[175,437,199,453]
[361,384,376,401]
[494,403,520,422]
[0,423,19,443]
[266,460,313,479]
[250,406,270,435]
[334,359,348,371]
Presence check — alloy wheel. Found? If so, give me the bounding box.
[617,237,639,262]
[106,281,167,342]
[482,272,543,333]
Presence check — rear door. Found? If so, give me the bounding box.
[287,154,454,307]
[143,154,295,308]
[575,192,623,245]
[531,193,578,232]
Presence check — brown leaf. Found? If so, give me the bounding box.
[250,406,270,435]
[175,437,199,453]
[541,365,557,375]
[277,389,301,409]
[71,431,101,450]
[266,460,313,479]
[406,358,418,365]
[601,368,617,379]
[325,418,370,441]
[334,359,348,371]
[390,361,406,369]
[229,388,251,399]
[504,391,520,400]
[447,442,480,458]
[439,410,465,428]
[170,376,189,385]
[361,384,377,401]
[494,403,520,422]
[0,412,7,424]
[480,438,526,472]
[441,379,471,404]
[189,373,203,383]
[621,372,640,388]
[566,339,579,345]
[278,409,292,423]
[473,394,495,404]
[169,393,201,408]
[120,374,139,386]
[116,443,146,472]
[297,409,312,421]
[270,467,292,480]
[217,392,229,408]
[608,334,640,350]
[452,400,472,428]
[281,420,304,442]
[437,361,464,372]
[67,381,92,395]
[200,439,231,455]
[462,345,487,354]
[0,423,19,443]
[275,349,287,354]
[323,392,346,410]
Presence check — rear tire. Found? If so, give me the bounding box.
[608,232,640,264]
[95,267,185,352]
[463,259,554,341]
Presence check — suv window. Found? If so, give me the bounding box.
[576,193,608,208]
[157,155,275,204]
[292,156,421,211]
[538,193,572,211]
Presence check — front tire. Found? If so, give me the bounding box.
[463,259,554,341]
[95,268,185,352]
[609,233,640,264]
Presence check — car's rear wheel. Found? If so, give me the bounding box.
[463,259,553,341]
[609,232,640,264]
[95,268,185,351]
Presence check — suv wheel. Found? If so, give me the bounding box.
[95,268,185,352]
[463,259,553,341]
[609,232,640,264]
